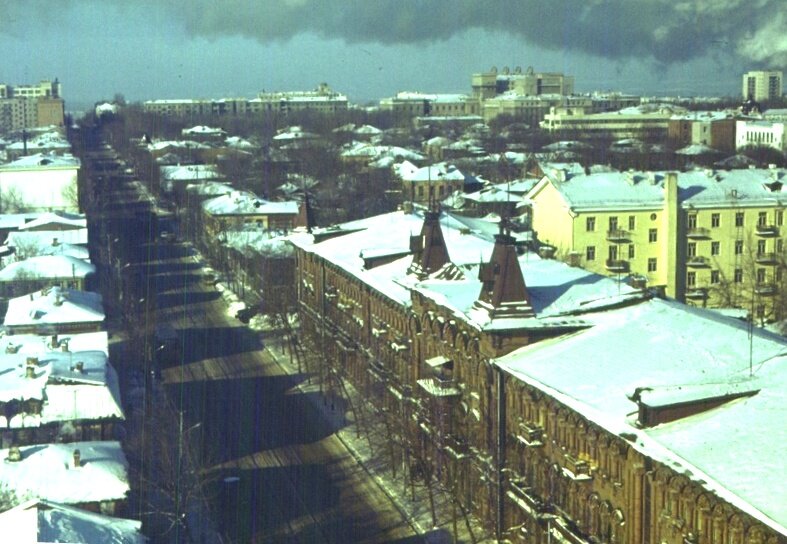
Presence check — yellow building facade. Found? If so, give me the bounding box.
[528,167,787,321]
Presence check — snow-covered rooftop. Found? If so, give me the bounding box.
[0,349,123,427]
[0,255,95,281]
[6,229,89,247]
[399,162,466,183]
[0,499,146,544]
[17,211,87,231]
[202,191,298,216]
[290,210,644,327]
[160,164,222,181]
[0,441,129,505]
[534,167,787,211]
[0,153,80,170]
[4,287,104,329]
[495,297,787,535]
[0,331,109,356]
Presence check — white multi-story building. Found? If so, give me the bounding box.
[743,70,783,101]
[736,119,786,152]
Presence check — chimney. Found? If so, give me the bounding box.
[5,344,19,354]
[54,294,63,306]
[473,222,534,320]
[73,361,84,373]
[60,340,70,353]
[25,362,37,379]
[407,206,451,279]
[52,237,59,246]
[49,334,58,348]
[72,449,81,468]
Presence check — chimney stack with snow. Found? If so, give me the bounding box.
[73,449,81,468]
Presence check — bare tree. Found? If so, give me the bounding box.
[125,395,218,542]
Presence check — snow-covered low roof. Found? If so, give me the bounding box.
[0,441,129,505]
[0,499,146,544]
[4,287,104,329]
[495,298,787,535]
[0,350,124,424]
[0,153,80,170]
[17,212,86,231]
[0,331,109,356]
[0,255,95,281]
[202,191,298,216]
[6,229,89,247]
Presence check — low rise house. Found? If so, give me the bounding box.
[4,286,104,335]
[0,255,96,297]
[0,349,123,446]
[0,499,146,544]
[0,441,129,515]
[202,190,301,238]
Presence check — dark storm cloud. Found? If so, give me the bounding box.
[154,0,787,66]
[3,0,785,67]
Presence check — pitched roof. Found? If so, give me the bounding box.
[0,499,145,544]
[0,441,129,505]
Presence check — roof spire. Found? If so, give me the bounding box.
[473,227,534,320]
[408,205,451,279]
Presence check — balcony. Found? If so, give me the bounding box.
[756,252,779,265]
[756,224,779,237]
[755,282,777,296]
[685,288,708,300]
[686,255,709,268]
[686,227,711,239]
[564,454,592,481]
[417,376,461,397]
[606,229,630,243]
[605,259,629,273]
[507,480,554,520]
[515,421,544,447]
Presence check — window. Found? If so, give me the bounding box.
[687,242,697,257]
[628,244,635,259]
[628,215,636,231]
[778,239,784,253]
[687,272,696,287]
[734,268,743,283]
[758,211,767,227]
[735,212,745,227]
[756,268,767,283]
[758,239,767,255]
[711,213,720,228]
[586,246,596,261]
[647,258,657,272]
[777,210,784,226]
[711,270,720,284]
[609,216,618,231]
[711,241,720,256]
[735,240,744,255]
[648,229,658,243]
[687,214,697,229]
[586,217,596,232]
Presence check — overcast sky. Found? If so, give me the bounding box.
[1,1,784,108]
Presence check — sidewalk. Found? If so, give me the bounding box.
[261,333,494,544]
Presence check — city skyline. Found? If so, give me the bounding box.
[1,1,784,108]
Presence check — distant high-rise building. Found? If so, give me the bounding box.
[742,70,783,101]
[0,79,64,133]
